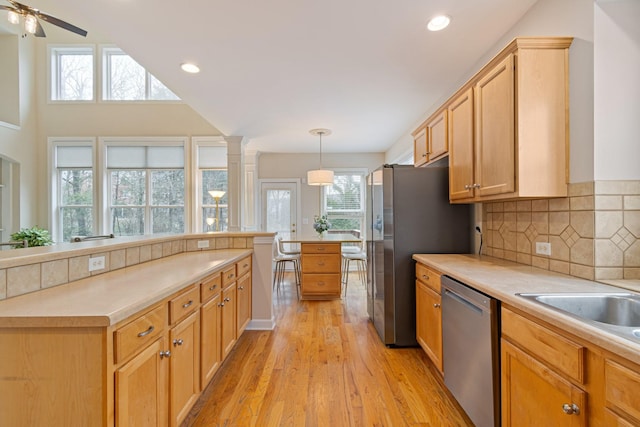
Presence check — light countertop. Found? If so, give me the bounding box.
[282,233,361,243]
[0,249,252,328]
[412,254,640,366]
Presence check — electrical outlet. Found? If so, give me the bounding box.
[89,256,105,272]
[535,242,551,256]
[197,240,210,249]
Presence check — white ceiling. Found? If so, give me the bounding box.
[22,0,538,153]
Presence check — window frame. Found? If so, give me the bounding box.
[192,137,228,232]
[100,46,181,103]
[49,137,98,243]
[322,168,368,238]
[99,137,190,236]
[48,45,96,103]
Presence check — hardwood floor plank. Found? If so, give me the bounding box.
[183,274,473,427]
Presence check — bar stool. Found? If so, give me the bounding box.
[341,240,366,296]
[272,236,301,297]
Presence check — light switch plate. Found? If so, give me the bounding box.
[197,240,210,249]
[89,256,105,272]
[535,242,551,256]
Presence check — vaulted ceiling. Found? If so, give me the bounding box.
[19,0,538,153]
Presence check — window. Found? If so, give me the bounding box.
[102,47,179,101]
[324,170,367,236]
[107,144,185,236]
[197,144,228,231]
[52,142,96,242]
[50,46,94,101]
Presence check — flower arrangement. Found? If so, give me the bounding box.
[313,215,331,236]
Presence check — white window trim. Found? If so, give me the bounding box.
[99,136,190,234]
[48,137,98,243]
[99,45,181,104]
[322,168,368,214]
[47,44,96,104]
[192,136,227,232]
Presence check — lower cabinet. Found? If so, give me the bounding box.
[200,293,222,386]
[415,263,443,373]
[300,243,342,299]
[237,271,252,336]
[169,311,200,427]
[221,281,238,359]
[115,337,169,427]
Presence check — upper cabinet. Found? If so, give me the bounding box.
[413,109,449,167]
[415,37,573,203]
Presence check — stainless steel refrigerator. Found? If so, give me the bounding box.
[366,164,472,346]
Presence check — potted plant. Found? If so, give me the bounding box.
[313,215,331,237]
[10,226,54,248]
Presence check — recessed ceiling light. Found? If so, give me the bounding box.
[181,63,200,74]
[427,15,451,32]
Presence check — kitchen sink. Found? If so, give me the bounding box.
[517,292,640,344]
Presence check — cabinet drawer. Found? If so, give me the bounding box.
[169,286,199,325]
[501,307,585,384]
[222,265,237,287]
[200,272,221,303]
[237,256,251,278]
[114,304,166,364]
[416,263,441,293]
[605,359,640,423]
[302,254,341,273]
[302,243,340,254]
[302,274,341,294]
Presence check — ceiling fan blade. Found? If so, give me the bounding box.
[36,11,87,37]
[0,5,15,11]
[33,16,46,37]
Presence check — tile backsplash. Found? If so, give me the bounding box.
[482,181,640,281]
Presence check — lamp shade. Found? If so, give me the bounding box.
[208,190,226,199]
[307,169,334,186]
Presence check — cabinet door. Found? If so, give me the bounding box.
[200,293,222,386]
[427,110,448,162]
[474,53,515,198]
[416,281,442,373]
[413,127,428,167]
[221,283,237,359]
[501,340,586,427]
[448,87,475,201]
[115,338,168,427]
[237,272,252,336]
[169,311,200,427]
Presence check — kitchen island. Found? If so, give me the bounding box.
[413,254,640,426]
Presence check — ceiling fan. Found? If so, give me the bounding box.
[0,0,87,37]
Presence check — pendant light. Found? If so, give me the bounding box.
[307,128,334,186]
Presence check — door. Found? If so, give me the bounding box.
[169,311,200,427]
[448,87,475,201]
[260,181,299,242]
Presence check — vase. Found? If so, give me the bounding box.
[317,231,325,239]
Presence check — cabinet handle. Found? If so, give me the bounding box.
[422,274,429,280]
[472,183,480,189]
[219,302,225,307]
[209,284,218,291]
[137,325,154,337]
[238,286,244,290]
[562,403,580,415]
[182,300,194,309]
[433,303,441,308]
[318,281,325,286]
[159,350,171,359]
[316,247,325,251]
[228,273,235,279]
[243,263,249,268]
[421,153,427,158]
[173,339,184,347]
[224,297,231,302]
[464,184,470,190]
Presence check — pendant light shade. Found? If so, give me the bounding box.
[307,128,334,186]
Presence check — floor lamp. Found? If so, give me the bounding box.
[208,190,226,231]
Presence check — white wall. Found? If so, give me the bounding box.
[385,0,596,183]
[258,152,384,235]
[594,0,640,180]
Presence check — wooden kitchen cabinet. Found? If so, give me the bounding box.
[169,311,200,427]
[446,37,573,203]
[200,272,223,386]
[412,109,448,167]
[221,281,237,359]
[300,242,342,298]
[115,337,169,426]
[415,263,443,373]
[237,269,252,336]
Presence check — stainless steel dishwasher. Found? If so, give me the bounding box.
[441,275,500,427]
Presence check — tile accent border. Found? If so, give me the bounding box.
[482,180,640,281]
[0,234,260,301]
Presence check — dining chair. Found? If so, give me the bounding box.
[272,236,300,297]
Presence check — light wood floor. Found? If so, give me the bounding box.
[182,273,473,426]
